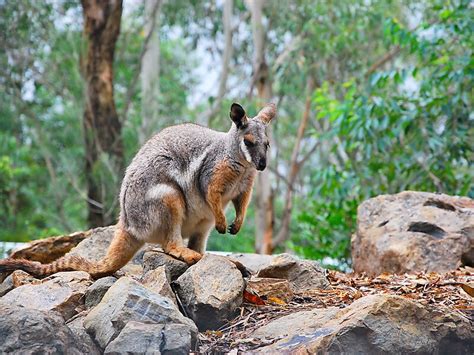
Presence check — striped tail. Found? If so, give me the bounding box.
[0,227,143,279]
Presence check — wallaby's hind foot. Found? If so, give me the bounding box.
[165,244,202,265]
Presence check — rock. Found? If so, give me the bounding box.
[174,254,245,331]
[246,277,293,303]
[352,191,474,275]
[67,316,101,355]
[257,253,329,292]
[141,266,177,307]
[0,274,13,297]
[219,252,274,274]
[0,304,83,354]
[11,269,41,287]
[0,271,92,320]
[84,276,197,349]
[254,295,474,353]
[85,276,117,309]
[9,230,89,263]
[104,321,195,355]
[143,249,189,281]
[66,225,146,277]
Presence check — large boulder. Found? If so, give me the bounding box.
[257,253,329,292]
[0,271,92,320]
[65,226,146,276]
[104,321,195,355]
[84,276,197,349]
[174,254,245,331]
[352,191,474,275]
[253,294,474,353]
[0,304,83,354]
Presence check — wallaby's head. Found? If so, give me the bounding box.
[229,102,276,171]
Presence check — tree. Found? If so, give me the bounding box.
[81,0,124,227]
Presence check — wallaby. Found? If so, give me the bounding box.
[0,103,276,278]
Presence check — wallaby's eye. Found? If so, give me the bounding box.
[244,139,255,147]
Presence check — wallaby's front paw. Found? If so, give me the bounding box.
[215,221,227,234]
[228,221,242,235]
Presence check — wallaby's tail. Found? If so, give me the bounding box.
[0,226,143,279]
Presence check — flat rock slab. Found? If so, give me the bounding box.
[0,271,92,320]
[84,276,197,349]
[253,294,474,353]
[0,304,83,354]
[104,321,195,355]
[143,250,189,281]
[174,254,245,331]
[257,253,329,292]
[246,277,293,303]
[352,191,474,275]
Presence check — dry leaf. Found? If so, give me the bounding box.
[243,290,265,305]
[460,283,474,297]
[267,296,286,305]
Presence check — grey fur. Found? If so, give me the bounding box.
[119,103,276,253]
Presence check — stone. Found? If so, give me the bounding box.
[257,253,329,292]
[65,225,146,276]
[246,277,293,303]
[0,304,83,354]
[253,295,474,353]
[141,266,178,307]
[352,191,474,275]
[9,230,89,263]
[85,276,117,309]
[67,316,101,355]
[0,271,92,320]
[11,269,41,287]
[143,249,189,281]
[104,321,195,355]
[84,276,197,349]
[174,254,245,331]
[224,252,274,274]
[0,274,13,297]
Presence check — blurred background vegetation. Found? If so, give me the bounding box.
[0,0,472,269]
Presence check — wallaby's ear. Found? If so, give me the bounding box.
[230,103,248,129]
[257,103,277,125]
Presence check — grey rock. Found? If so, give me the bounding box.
[0,274,13,297]
[104,321,195,355]
[143,249,189,281]
[352,191,474,275]
[0,271,92,320]
[0,304,83,354]
[225,252,274,274]
[84,276,197,349]
[141,266,177,307]
[85,276,117,308]
[174,254,245,331]
[257,253,329,292]
[67,316,101,355]
[66,225,146,276]
[253,295,474,354]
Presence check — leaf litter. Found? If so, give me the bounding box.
[195,266,474,354]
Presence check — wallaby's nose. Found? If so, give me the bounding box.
[257,158,266,171]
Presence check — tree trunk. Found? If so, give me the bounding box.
[81,0,124,228]
[273,76,315,247]
[140,0,162,144]
[246,0,273,255]
[204,0,233,125]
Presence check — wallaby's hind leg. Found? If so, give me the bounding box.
[159,194,202,265]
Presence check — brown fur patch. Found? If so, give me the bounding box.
[243,134,256,144]
[230,180,254,234]
[207,160,240,233]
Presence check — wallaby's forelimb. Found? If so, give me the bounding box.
[0,226,143,279]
